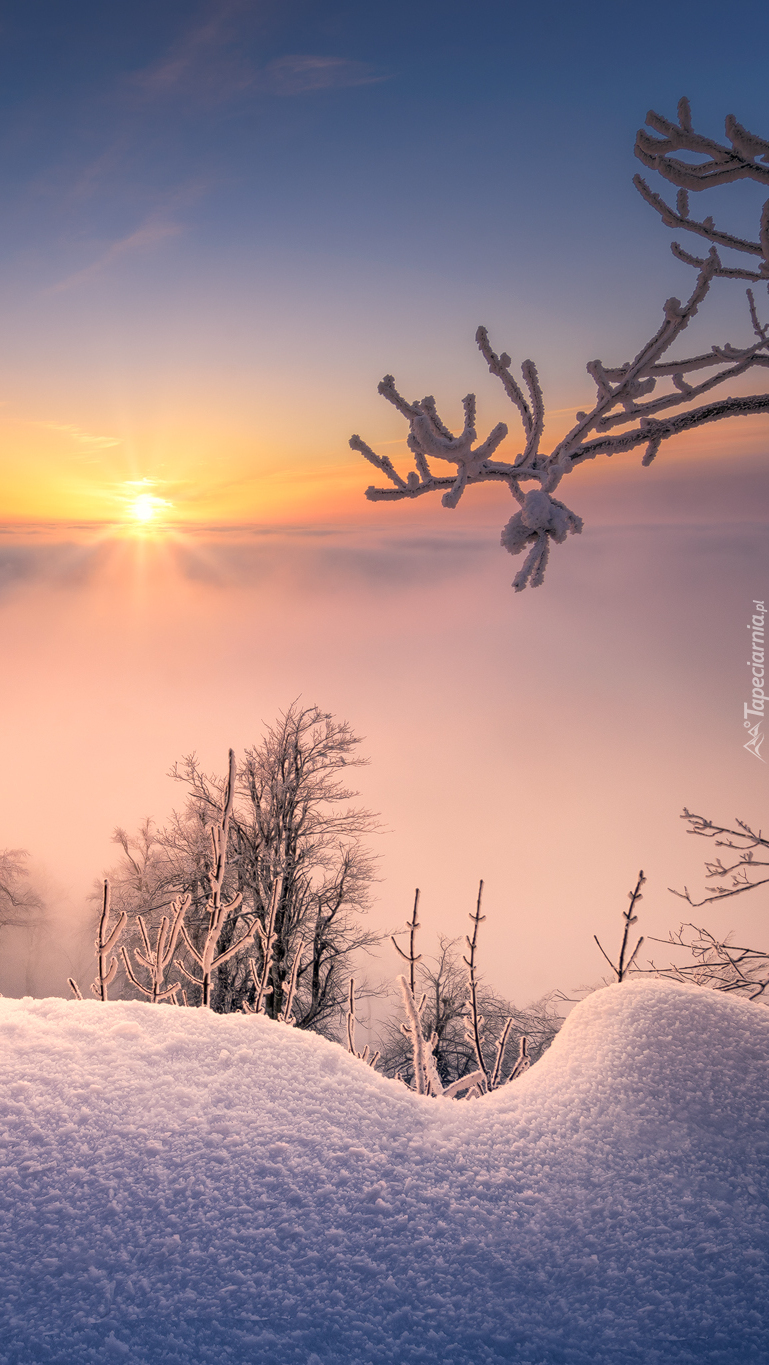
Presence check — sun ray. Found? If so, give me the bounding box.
[118,480,172,529]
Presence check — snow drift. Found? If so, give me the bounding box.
[0,979,767,1364]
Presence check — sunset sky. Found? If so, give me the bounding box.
[1,0,767,1008]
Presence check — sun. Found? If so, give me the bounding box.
[131,493,159,522]
[118,481,171,527]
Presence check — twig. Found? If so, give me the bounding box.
[594,871,646,982]
[463,880,490,1090]
[391,889,422,995]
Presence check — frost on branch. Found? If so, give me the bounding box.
[501,490,584,592]
[350,99,769,590]
[121,894,190,1004]
[91,880,127,1002]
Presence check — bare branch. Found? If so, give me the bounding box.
[648,922,769,1003]
[670,810,769,907]
[391,889,422,996]
[463,881,490,1091]
[594,871,646,983]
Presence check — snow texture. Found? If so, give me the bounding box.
[0,979,767,1364]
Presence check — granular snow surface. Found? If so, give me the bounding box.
[0,979,767,1364]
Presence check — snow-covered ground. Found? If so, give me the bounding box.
[0,979,767,1364]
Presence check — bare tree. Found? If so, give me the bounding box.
[0,849,42,930]
[350,99,769,589]
[0,850,46,998]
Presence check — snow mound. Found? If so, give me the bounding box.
[0,980,767,1364]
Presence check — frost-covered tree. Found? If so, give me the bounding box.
[350,100,769,589]
[106,704,382,1031]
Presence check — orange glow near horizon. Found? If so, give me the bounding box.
[1,399,766,532]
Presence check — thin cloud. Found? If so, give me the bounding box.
[46,217,181,294]
[260,56,390,97]
[38,423,121,451]
[128,0,264,106]
[127,2,389,107]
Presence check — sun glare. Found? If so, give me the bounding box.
[118,481,171,528]
[132,493,158,522]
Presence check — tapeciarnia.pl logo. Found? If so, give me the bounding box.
[744,599,766,761]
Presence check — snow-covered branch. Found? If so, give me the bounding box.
[91,880,127,1002]
[121,894,190,1004]
[350,100,769,590]
[243,875,281,1014]
[397,974,442,1097]
[277,936,304,1025]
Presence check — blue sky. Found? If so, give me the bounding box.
[1,0,768,424]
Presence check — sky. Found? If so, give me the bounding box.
[0,0,767,1009]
